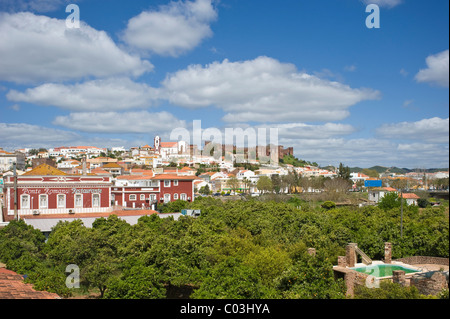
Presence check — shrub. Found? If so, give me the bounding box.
[321,201,336,210]
[417,198,429,208]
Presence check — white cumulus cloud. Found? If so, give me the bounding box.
[267,123,357,140]
[361,0,403,8]
[415,49,449,88]
[53,111,186,134]
[161,56,380,123]
[376,117,449,144]
[122,0,217,57]
[0,122,81,146]
[7,78,161,111]
[0,12,153,84]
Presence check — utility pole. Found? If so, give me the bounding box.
[13,162,18,221]
[400,188,403,238]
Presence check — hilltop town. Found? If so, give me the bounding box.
[1,138,449,301]
[1,136,449,225]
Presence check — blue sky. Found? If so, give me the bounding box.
[0,0,448,168]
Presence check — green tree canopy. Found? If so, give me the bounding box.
[257,176,273,194]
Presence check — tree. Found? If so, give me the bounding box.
[227,176,240,194]
[282,173,296,194]
[44,220,95,266]
[29,149,39,156]
[417,198,429,208]
[354,281,430,299]
[324,178,351,193]
[160,200,188,214]
[338,163,351,180]
[242,177,251,194]
[82,247,120,298]
[378,192,402,211]
[271,174,281,194]
[257,176,273,194]
[0,219,46,273]
[391,178,408,191]
[105,262,166,299]
[276,253,346,299]
[199,185,211,195]
[191,257,277,299]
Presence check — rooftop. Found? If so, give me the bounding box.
[102,163,122,168]
[22,164,67,176]
[400,193,420,199]
[0,268,60,299]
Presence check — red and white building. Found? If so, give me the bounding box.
[112,172,196,209]
[2,164,112,221]
[2,163,197,225]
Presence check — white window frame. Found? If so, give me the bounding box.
[21,194,30,209]
[129,194,137,201]
[75,194,83,207]
[173,180,179,186]
[92,193,100,208]
[173,193,178,200]
[180,193,187,201]
[164,193,171,203]
[39,194,48,209]
[57,194,66,208]
[140,194,146,201]
[149,194,157,202]
[164,180,171,187]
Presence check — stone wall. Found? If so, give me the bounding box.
[333,266,371,297]
[384,242,392,264]
[411,272,448,296]
[394,256,449,266]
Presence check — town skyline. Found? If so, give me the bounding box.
[0,0,448,169]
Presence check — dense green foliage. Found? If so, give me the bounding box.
[280,155,318,168]
[354,281,434,299]
[321,201,336,210]
[0,197,448,299]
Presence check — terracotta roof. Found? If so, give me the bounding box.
[90,168,111,175]
[160,142,178,148]
[199,172,216,176]
[0,150,15,155]
[151,174,196,180]
[0,268,60,299]
[130,169,154,175]
[400,193,420,199]
[116,175,153,180]
[22,164,67,176]
[102,163,122,168]
[180,167,195,171]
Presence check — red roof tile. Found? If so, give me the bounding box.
[0,268,60,299]
[151,174,197,180]
[400,193,420,199]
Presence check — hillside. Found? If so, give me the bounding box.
[349,166,449,175]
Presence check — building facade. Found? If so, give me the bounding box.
[112,174,196,209]
[2,164,112,221]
